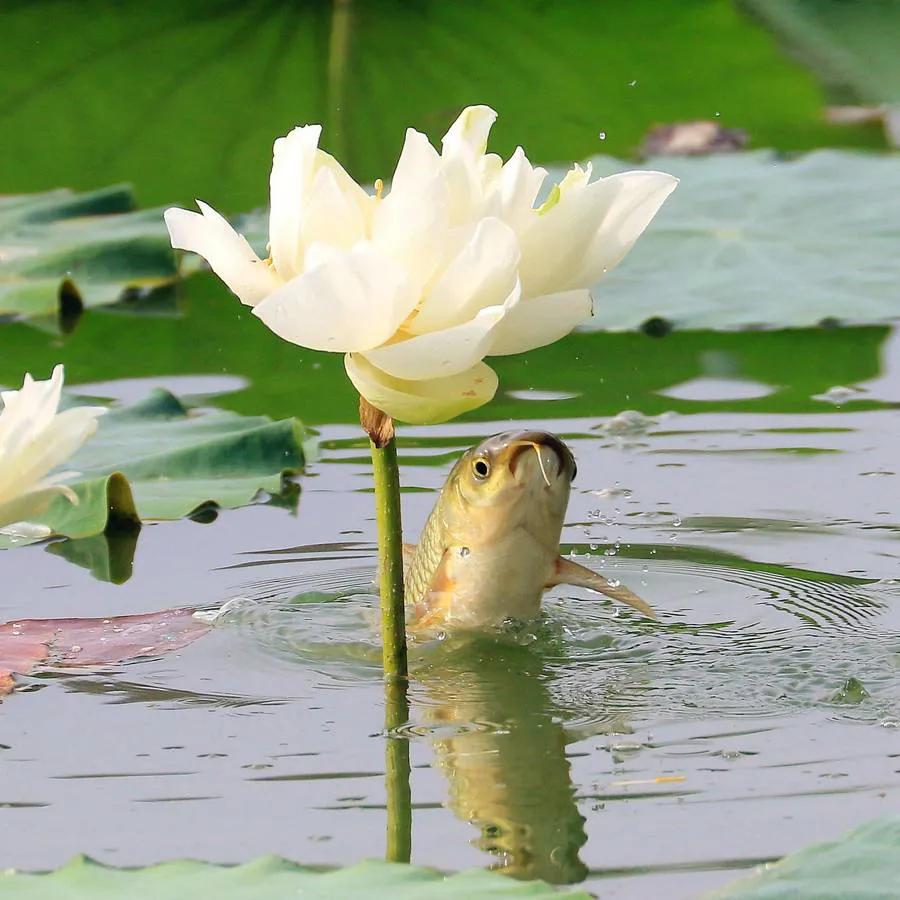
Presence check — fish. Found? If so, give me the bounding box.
[404,430,655,631]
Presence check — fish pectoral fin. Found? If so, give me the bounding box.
[548,556,657,620]
[409,593,455,636]
[409,548,456,628]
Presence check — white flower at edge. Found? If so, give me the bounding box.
[0,365,106,534]
[165,105,677,424]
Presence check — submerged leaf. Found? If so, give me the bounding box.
[0,855,592,897]
[829,677,871,705]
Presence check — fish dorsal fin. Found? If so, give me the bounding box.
[548,556,656,619]
[402,542,417,575]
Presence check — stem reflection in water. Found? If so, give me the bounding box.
[416,638,589,884]
[384,678,412,863]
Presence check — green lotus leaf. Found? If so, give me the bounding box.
[0,856,591,899]
[0,184,176,323]
[575,149,900,330]
[741,0,900,107]
[710,815,900,898]
[0,0,880,216]
[0,388,309,550]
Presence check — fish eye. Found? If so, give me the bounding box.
[472,457,491,480]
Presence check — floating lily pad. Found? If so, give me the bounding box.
[0,389,310,550]
[711,815,900,898]
[0,856,590,898]
[579,150,900,330]
[0,184,176,322]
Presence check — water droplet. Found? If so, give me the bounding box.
[589,543,598,551]
[70,645,82,653]
[672,516,682,527]
[459,547,470,558]
[628,80,637,87]
[814,384,864,406]
[598,131,607,140]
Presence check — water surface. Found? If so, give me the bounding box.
[2,305,899,898]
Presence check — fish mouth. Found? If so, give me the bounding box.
[497,431,577,482]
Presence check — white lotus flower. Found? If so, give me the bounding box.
[166,106,676,424]
[0,365,105,533]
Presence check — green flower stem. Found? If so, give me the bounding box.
[360,397,408,680]
[360,398,411,858]
[370,434,408,679]
[384,679,412,863]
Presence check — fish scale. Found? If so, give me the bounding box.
[406,464,460,610]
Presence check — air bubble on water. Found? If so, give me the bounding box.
[193,596,257,625]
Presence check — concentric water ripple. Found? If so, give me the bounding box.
[199,543,900,727]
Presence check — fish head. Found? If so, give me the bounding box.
[445,430,577,543]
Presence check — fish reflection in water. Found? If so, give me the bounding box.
[414,636,592,884]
